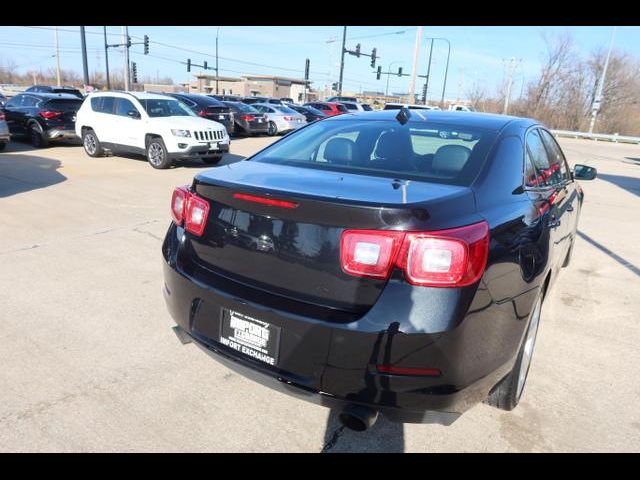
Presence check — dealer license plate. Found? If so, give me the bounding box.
[219,309,281,366]
[209,142,219,149]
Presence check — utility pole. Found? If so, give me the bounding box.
[103,27,111,89]
[80,26,89,88]
[502,57,517,114]
[423,38,434,104]
[338,26,347,94]
[385,61,403,97]
[54,26,61,86]
[408,26,423,104]
[215,26,220,95]
[122,26,130,91]
[589,26,617,134]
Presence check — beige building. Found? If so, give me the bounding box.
[188,74,317,101]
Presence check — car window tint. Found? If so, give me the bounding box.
[90,96,102,112]
[252,119,495,186]
[100,96,116,114]
[524,149,542,188]
[343,103,358,110]
[115,98,138,117]
[526,129,557,186]
[22,96,39,108]
[5,96,22,108]
[539,129,570,183]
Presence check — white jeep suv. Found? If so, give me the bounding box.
[75,91,230,169]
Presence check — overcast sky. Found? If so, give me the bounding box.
[1,26,637,100]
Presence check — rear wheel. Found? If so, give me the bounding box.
[30,124,48,148]
[267,121,277,136]
[485,291,543,411]
[202,155,223,165]
[0,142,6,151]
[82,129,104,157]
[146,137,172,169]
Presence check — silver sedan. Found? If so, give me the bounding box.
[252,103,307,136]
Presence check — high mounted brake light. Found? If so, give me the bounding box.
[171,186,210,237]
[233,193,299,209]
[340,221,489,288]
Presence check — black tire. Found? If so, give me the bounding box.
[0,142,6,151]
[485,291,543,411]
[82,129,104,157]
[30,124,48,148]
[267,121,277,136]
[146,137,172,169]
[202,155,223,165]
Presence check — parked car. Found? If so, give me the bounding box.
[163,93,234,135]
[25,85,84,99]
[326,95,358,103]
[384,103,440,111]
[222,101,269,136]
[287,104,327,123]
[252,103,307,136]
[449,104,475,112]
[303,101,348,117]
[241,96,270,105]
[2,92,82,147]
[280,97,295,104]
[0,92,7,107]
[340,101,375,112]
[210,94,243,102]
[75,91,229,169]
[163,109,597,431]
[0,110,10,150]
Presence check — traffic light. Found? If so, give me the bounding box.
[131,62,138,83]
[332,82,339,91]
[422,82,428,103]
[127,36,132,48]
[398,67,403,77]
[304,58,310,81]
[203,61,208,70]
[370,48,377,68]
[187,59,191,72]
[143,35,149,55]
[355,43,361,57]
[376,66,382,80]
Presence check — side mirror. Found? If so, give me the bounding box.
[573,164,597,180]
[127,110,141,119]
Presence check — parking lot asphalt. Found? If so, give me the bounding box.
[1,135,639,452]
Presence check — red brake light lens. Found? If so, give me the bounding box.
[39,111,63,119]
[242,114,255,121]
[340,230,405,279]
[0,113,5,121]
[198,110,207,117]
[339,221,489,288]
[233,193,299,209]
[170,186,210,237]
[376,365,441,377]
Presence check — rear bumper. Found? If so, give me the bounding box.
[0,133,9,142]
[162,224,529,424]
[46,128,78,140]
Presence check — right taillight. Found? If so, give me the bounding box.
[170,185,210,237]
[340,221,489,288]
[242,114,255,121]
[0,113,5,121]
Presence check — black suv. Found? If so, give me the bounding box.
[2,92,82,147]
[164,93,234,135]
[25,85,84,99]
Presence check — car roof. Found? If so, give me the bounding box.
[92,91,171,101]
[19,92,82,100]
[325,109,534,131]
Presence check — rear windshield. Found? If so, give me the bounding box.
[251,119,497,186]
[225,101,258,113]
[139,98,195,117]
[44,99,83,111]
[343,103,358,110]
[362,104,373,111]
[274,105,298,114]
[301,105,325,116]
[52,88,82,97]
[335,104,348,113]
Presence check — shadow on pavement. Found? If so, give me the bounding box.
[598,173,640,198]
[105,151,246,169]
[322,410,405,453]
[577,230,640,277]
[0,152,66,198]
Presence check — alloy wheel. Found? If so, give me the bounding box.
[148,143,164,166]
[84,133,96,155]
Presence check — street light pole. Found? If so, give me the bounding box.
[439,38,451,107]
[215,26,220,95]
[589,26,617,134]
[385,61,403,97]
[54,26,61,86]
[103,26,111,89]
[338,26,347,95]
[424,38,434,104]
[80,26,90,87]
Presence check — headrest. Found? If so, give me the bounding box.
[432,145,472,174]
[324,137,357,165]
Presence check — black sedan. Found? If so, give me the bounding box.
[287,104,328,123]
[2,92,82,147]
[164,93,234,135]
[162,109,596,430]
[222,101,269,136]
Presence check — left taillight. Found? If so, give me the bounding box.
[170,186,210,237]
[0,113,5,121]
[39,111,63,119]
[340,221,489,288]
